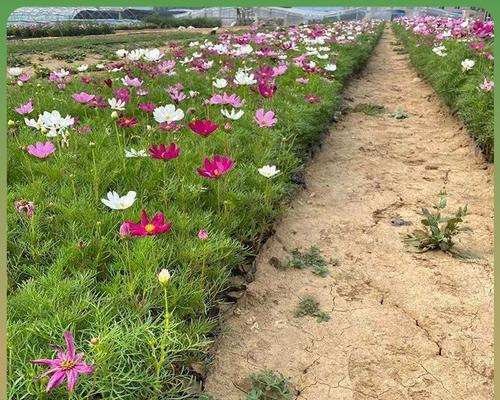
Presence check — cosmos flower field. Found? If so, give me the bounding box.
[7,21,383,399]
[393,16,494,159]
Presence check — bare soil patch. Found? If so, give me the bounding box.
[205,28,493,400]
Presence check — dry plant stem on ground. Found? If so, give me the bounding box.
[205,28,493,400]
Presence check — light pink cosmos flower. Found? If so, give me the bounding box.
[27,141,56,159]
[480,79,494,92]
[15,99,34,115]
[296,77,309,84]
[122,75,143,87]
[209,93,244,108]
[32,331,95,392]
[198,229,209,240]
[255,109,278,128]
[72,92,95,104]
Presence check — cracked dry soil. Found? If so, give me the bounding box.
[205,28,494,400]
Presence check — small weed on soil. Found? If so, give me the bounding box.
[245,371,295,400]
[284,246,340,277]
[353,103,385,116]
[295,297,331,323]
[389,110,409,119]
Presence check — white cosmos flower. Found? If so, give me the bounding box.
[234,71,257,86]
[77,64,88,72]
[8,67,23,76]
[37,111,74,137]
[192,52,202,58]
[213,78,228,89]
[95,63,105,69]
[432,45,447,57]
[116,49,128,58]
[153,104,184,123]
[258,165,280,178]
[189,41,199,47]
[316,53,329,59]
[54,68,70,78]
[180,57,193,65]
[127,49,145,61]
[125,148,149,157]
[461,59,475,72]
[221,108,244,120]
[108,98,126,111]
[101,191,137,210]
[189,90,199,98]
[324,63,337,72]
[143,48,164,62]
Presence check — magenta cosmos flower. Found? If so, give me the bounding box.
[196,154,234,179]
[72,92,95,104]
[255,109,277,128]
[189,119,219,137]
[148,143,180,160]
[121,210,173,237]
[27,141,56,159]
[258,80,277,98]
[198,229,209,240]
[32,331,95,392]
[304,94,321,103]
[14,99,33,115]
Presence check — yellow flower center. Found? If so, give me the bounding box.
[119,201,126,209]
[213,169,219,176]
[60,360,75,370]
[145,223,155,233]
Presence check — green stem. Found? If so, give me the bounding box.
[91,147,98,202]
[155,286,170,379]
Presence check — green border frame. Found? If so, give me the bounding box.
[0,2,496,399]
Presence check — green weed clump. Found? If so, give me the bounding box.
[403,193,478,260]
[246,371,295,400]
[286,246,340,277]
[294,297,330,323]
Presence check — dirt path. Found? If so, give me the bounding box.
[204,27,494,400]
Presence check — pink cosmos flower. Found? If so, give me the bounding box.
[296,77,309,84]
[148,143,180,160]
[189,119,219,137]
[196,154,235,179]
[304,94,321,103]
[14,199,35,219]
[17,74,30,85]
[122,210,173,236]
[88,96,108,109]
[480,79,494,91]
[80,77,92,84]
[15,99,33,115]
[104,78,113,88]
[31,331,95,392]
[117,115,138,128]
[272,64,288,77]
[136,88,150,96]
[114,88,130,104]
[198,229,209,240]
[255,109,278,128]
[139,103,156,112]
[159,121,183,132]
[170,90,186,103]
[72,92,95,104]
[27,141,56,159]
[208,93,244,108]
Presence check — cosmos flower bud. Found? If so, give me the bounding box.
[158,269,171,285]
[198,229,209,240]
[111,111,119,119]
[90,337,99,346]
[119,221,132,238]
[8,120,15,126]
